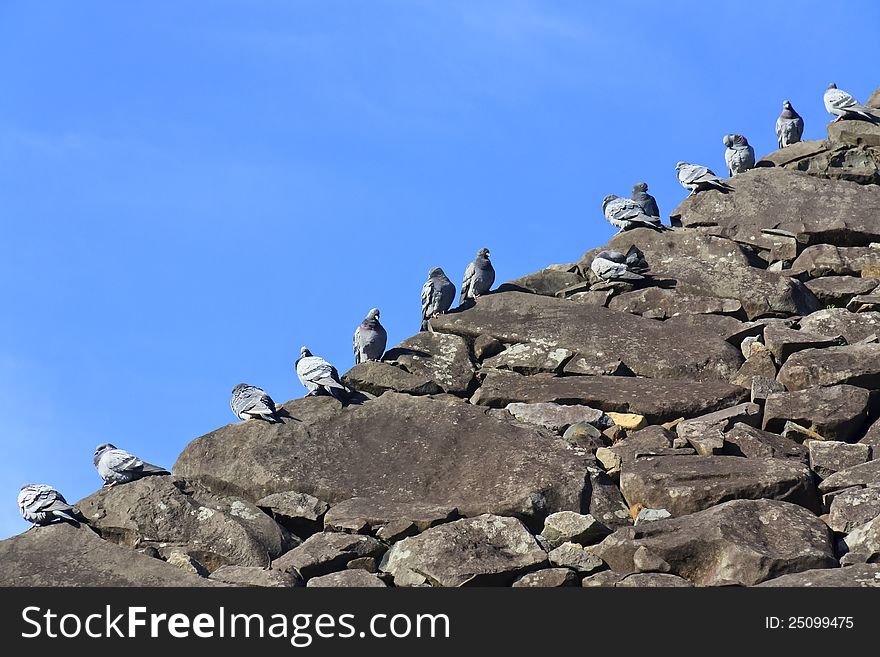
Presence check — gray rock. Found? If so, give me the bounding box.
[473,334,504,360]
[792,244,880,278]
[809,441,872,479]
[722,423,809,464]
[859,417,880,452]
[504,402,607,435]
[607,287,743,320]
[322,498,458,535]
[615,573,693,587]
[561,421,607,451]
[841,514,880,564]
[632,545,672,573]
[819,460,880,494]
[593,499,835,586]
[805,277,879,308]
[256,491,329,537]
[751,375,785,404]
[675,402,761,456]
[762,385,869,442]
[77,476,293,571]
[164,550,209,577]
[634,508,672,524]
[471,369,748,425]
[209,565,302,587]
[342,361,442,397]
[777,344,880,391]
[671,167,880,249]
[431,291,743,381]
[763,324,843,363]
[384,331,476,396]
[828,488,880,533]
[273,533,386,579]
[731,350,778,388]
[619,455,820,517]
[512,568,579,587]
[603,426,676,467]
[176,393,592,524]
[586,466,633,531]
[800,308,880,345]
[306,570,387,587]
[757,563,880,587]
[584,228,820,320]
[541,512,610,548]
[484,343,574,375]
[0,523,222,586]
[379,515,548,587]
[502,268,584,296]
[547,542,605,574]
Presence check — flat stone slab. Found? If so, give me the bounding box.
[431,291,743,381]
[384,331,476,396]
[762,385,870,442]
[471,370,748,424]
[828,488,880,533]
[272,532,386,579]
[777,344,880,390]
[342,361,442,396]
[306,570,387,587]
[504,402,607,434]
[799,308,880,345]
[593,499,835,586]
[818,460,880,494]
[379,515,548,587]
[805,277,879,308]
[322,498,459,534]
[619,455,820,517]
[757,563,880,587]
[722,423,809,464]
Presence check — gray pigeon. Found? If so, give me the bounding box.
[590,246,649,282]
[602,195,666,233]
[824,83,879,123]
[354,308,387,364]
[631,182,660,218]
[776,100,804,148]
[18,483,86,526]
[675,162,733,195]
[296,347,348,403]
[460,248,495,303]
[722,134,756,176]
[93,443,169,487]
[230,383,281,423]
[421,267,455,331]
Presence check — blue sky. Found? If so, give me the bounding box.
[1,1,878,538]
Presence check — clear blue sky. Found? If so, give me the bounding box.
[1,1,878,538]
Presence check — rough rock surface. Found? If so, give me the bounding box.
[777,344,880,390]
[593,499,835,586]
[762,385,869,442]
[799,308,880,345]
[384,331,476,396]
[209,565,302,587]
[273,532,386,579]
[380,515,548,586]
[619,455,820,517]
[0,524,222,586]
[757,563,880,587]
[306,570,387,587]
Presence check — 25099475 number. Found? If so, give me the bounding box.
[765,617,854,629]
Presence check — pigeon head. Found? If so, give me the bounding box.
[477,248,490,259]
[300,347,312,358]
[20,484,34,490]
[783,100,792,109]
[366,308,380,321]
[632,182,648,192]
[601,194,618,211]
[828,82,837,90]
[232,383,249,394]
[94,443,116,456]
[428,267,445,278]
[675,162,688,170]
[722,134,735,148]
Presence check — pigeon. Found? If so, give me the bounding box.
[722,134,756,176]
[776,100,804,148]
[93,443,170,487]
[354,308,387,364]
[230,383,281,423]
[631,182,660,218]
[824,83,879,123]
[601,195,666,233]
[420,267,455,331]
[460,248,495,303]
[18,484,87,527]
[675,162,733,195]
[591,246,649,282]
[296,347,349,403]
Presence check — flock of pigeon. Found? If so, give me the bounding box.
[17,84,880,530]
[595,83,880,281]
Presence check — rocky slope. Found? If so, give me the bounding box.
[4,96,880,587]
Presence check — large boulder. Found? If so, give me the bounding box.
[587,228,820,319]
[791,245,880,278]
[777,344,880,390]
[379,514,548,586]
[272,532,386,579]
[175,392,591,524]
[342,361,442,396]
[722,423,809,464]
[471,370,748,424]
[0,523,220,586]
[77,476,293,571]
[322,497,458,535]
[669,167,880,248]
[607,287,743,320]
[762,385,870,442]
[619,455,820,517]
[592,499,835,586]
[430,291,743,381]
[799,308,880,345]
[805,277,879,308]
